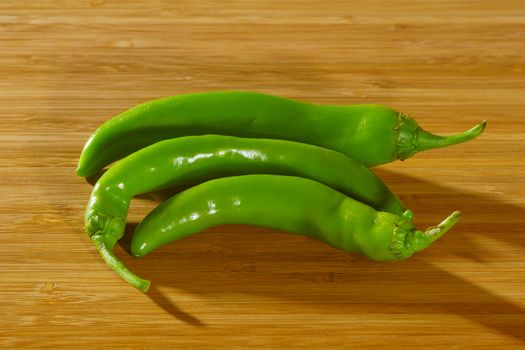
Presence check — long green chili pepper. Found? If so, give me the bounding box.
[132,175,460,285]
[77,91,486,177]
[85,135,409,291]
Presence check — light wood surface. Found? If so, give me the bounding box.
[1,1,524,349]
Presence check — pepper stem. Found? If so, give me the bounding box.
[91,234,151,292]
[410,211,462,253]
[416,121,486,153]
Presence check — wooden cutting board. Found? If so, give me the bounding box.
[1,1,524,349]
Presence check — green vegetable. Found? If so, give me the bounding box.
[132,175,460,290]
[85,135,408,291]
[77,91,485,177]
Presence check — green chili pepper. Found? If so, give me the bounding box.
[131,175,460,287]
[77,91,486,177]
[85,135,409,291]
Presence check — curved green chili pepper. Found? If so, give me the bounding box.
[132,175,460,285]
[85,135,409,291]
[77,91,486,177]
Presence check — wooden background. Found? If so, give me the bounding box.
[1,1,524,349]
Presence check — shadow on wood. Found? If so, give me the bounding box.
[115,168,525,341]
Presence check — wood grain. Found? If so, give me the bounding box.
[1,1,524,349]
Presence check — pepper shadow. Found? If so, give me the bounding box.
[372,168,525,262]
[147,284,206,327]
[116,169,525,342]
[118,223,205,327]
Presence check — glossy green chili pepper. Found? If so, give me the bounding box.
[132,175,461,288]
[85,135,409,291]
[77,91,486,177]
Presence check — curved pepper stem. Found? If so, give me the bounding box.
[410,211,462,253]
[416,121,486,153]
[91,234,151,292]
[395,116,486,161]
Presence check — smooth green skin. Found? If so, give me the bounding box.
[85,135,408,291]
[132,175,461,280]
[77,91,486,177]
